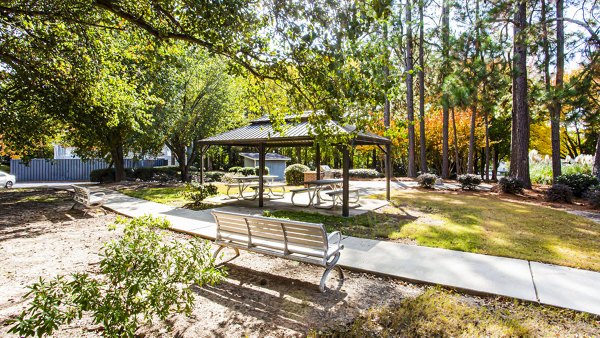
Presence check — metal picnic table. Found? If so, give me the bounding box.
[227,175,281,200]
[303,179,343,207]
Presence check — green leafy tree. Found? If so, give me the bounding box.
[150,48,243,181]
[9,215,224,338]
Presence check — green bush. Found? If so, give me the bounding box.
[90,168,134,183]
[285,164,310,185]
[458,174,482,190]
[130,166,179,181]
[586,186,600,209]
[8,215,224,338]
[498,176,525,194]
[349,168,384,178]
[184,182,219,205]
[228,166,242,173]
[530,162,593,185]
[221,172,236,184]
[546,184,573,203]
[417,173,437,189]
[555,173,599,197]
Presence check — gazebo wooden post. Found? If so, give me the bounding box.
[315,143,321,179]
[385,143,391,201]
[258,143,266,207]
[199,146,205,184]
[342,145,350,217]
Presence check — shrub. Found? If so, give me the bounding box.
[546,184,573,203]
[555,173,599,197]
[184,182,219,206]
[349,168,384,179]
[285,164,310,185]
[131,166,180,181]
[498,176,525,194]
[228,166,242,173]
[204,171,225,182]
[90,168,134,183]
[417,173,438,189]
[90,168,117,182]
[458,174,482,190]
[586,186,600,209]
[8,215,224,338]
[221,172,237,184]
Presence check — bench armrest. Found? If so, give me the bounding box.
[91,192,105,198]
[327,231,343,246]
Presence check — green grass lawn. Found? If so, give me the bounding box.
[121,183,301,208]
[268,190,600,272]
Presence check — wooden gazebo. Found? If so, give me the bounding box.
[198,113,392,217]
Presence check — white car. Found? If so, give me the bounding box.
[0,170,15,188]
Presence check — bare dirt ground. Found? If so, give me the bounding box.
[1,188,598,337]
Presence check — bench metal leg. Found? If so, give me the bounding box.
[212,245,240,266]
[319,252,344,292]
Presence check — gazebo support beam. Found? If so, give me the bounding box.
[199,145,211,185]
[315,144,321,179]
[342,146,350,217]
[385,144,391,201]
[258,143,266,207]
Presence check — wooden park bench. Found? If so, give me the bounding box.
[71,185,106,215]
[211,210,345,292]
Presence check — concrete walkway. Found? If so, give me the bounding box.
[101,189,600,316]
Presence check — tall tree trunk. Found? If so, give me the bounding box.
[467,101,477,174]
[441,0,450,179]
[594,135,600,179]
[451,107,461,176]
[418,0,427,174]
[542,0,563,181]
[484,106,490,181]
[467,0,480,175]
[406,0,416,177]
[492,147,498,181]
[512,0,531,188]
[111,143,125,182]
[551,0,564,180]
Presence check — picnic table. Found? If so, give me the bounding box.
[290,179,342,207]
[226,175,282,200]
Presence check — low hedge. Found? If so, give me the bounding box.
[349,169,384,179]
[132,166,179,181]
[90,168,134,183]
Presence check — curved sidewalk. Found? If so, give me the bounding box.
[101,190,600,316]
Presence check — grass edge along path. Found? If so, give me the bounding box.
[310,287,599,337]
[267,190,600,272]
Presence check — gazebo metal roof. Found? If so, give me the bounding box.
[198,115,391,147]
[239,152,291,161]
[197,113,392,217]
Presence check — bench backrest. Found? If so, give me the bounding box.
[212,210,329,260]
[72,185,91,205]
